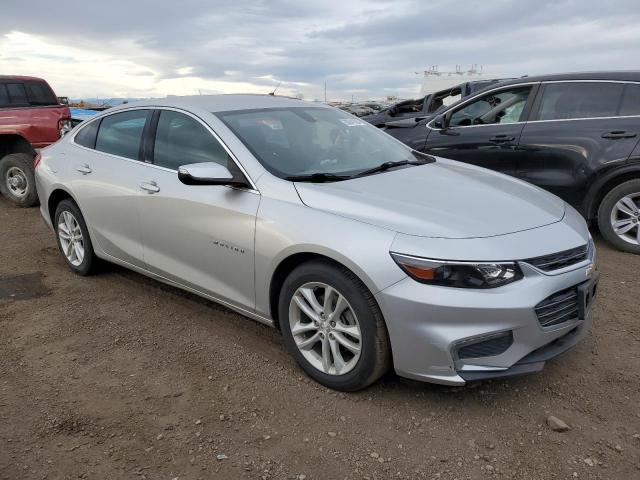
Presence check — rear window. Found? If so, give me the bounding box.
[25,81,58,106]
[537,82,624,120]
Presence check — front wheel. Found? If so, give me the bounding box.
[279,260,391,391]
[597,179,640,254]
[0,153,39,207]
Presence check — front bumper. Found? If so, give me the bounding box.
[375,261,597,386]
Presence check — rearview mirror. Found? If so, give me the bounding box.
[178,162,248,187]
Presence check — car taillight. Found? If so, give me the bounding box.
[58,117,73,137]
[34,152,42,169]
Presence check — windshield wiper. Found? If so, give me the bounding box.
[354,154,433,178]
[285,172,353,183]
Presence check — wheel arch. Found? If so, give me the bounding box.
[584,165,640,220]
[268,249,380,330]
[0,134,36,159]
[47,187,80,225]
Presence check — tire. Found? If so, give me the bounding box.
[279,260,391,391]
[597,179,640,254]
[54,199,98,275]
[0,153,39,207]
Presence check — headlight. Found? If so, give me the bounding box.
[390,253,523,289]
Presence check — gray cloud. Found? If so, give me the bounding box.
[2,0,640,100]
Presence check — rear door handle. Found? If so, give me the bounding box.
[75,164,92,174]
[140,181,160,194]
[601,130,637,139]
[489,135,516,143]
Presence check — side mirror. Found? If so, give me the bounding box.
[432,113,448,130]
[178,162,248,187]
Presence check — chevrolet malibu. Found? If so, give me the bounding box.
[35,95,598,391]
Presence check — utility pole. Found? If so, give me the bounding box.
[324,82,327,103]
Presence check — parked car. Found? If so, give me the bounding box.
[384,72,640,254]
[0,75,71,206]
[337,104,377,117]
[363,79,509,128]
[36,95,597,391]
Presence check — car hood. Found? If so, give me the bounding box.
[294,158,566,239]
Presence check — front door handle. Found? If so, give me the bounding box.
[140,181,160,194]
[75,164,92,175]
[489,135,516,143]
[601,130,637,139]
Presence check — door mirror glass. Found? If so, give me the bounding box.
[178,162,236,186]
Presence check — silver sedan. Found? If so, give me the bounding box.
[35,95,598,391]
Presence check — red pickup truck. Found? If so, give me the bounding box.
[0,75,71,206]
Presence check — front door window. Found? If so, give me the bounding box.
[449,87,532,127]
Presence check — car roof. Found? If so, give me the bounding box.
[0,75,48,82]
[113,94,322,113]
[488,71,640,89]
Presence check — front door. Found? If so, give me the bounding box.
[137,109,260,309]
[423,84,536,175]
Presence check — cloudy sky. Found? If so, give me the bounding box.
[1,0,639,101]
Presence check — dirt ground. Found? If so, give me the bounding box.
[0,196,639,480]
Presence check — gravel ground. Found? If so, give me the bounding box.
[1,196,639,480]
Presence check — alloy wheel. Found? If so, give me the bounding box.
[288,282,362,375]
[5,166,28,198]
[58,211,85,266]
[610,193,640,245]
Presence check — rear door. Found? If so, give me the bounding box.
[70,109,151,267]
[423,84,537,175]
[517,81,640,211]
[137,108,260,309]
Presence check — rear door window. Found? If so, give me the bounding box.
[95,110,149,160]
[619,83,640,116]
[24,81,58,105]
[537,82,624,120]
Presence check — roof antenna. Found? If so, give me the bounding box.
[269,83,281,96]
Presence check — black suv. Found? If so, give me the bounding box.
[384,72,640,254]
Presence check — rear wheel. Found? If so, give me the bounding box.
[597,179,640,254]
[0,153,39,207]
[54,199,98,275]
[279,260,391,391]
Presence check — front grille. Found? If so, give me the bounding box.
[457,332,513,359]
[524,245,588,272]
[535,286,579,327]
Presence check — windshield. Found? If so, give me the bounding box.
[216,107,415,179]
